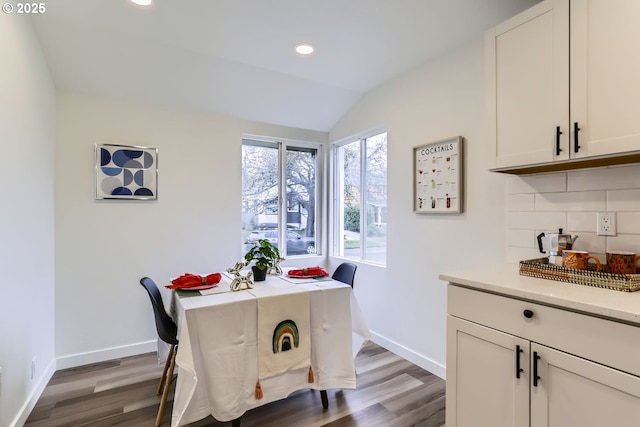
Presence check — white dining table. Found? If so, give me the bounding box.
[169,271,370,427]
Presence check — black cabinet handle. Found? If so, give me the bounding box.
[533,351,541,387]
[516,345,524,379]
[555,126,563,156]
[523,309,534,319]
[574,122,581,153]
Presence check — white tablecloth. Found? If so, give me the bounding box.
[170,274,370,426]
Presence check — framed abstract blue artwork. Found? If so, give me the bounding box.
[95,144,158,200]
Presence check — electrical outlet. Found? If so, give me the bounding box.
[597,212,617,236]
[31,358,36,380]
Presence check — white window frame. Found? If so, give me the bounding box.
[242,134,324,257]
[331,127,387,265]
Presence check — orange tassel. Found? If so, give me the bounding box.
[255,380,263,400]
[308,366,314,383]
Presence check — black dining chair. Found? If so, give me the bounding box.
[332,262,358,288]
[139,277,179,427]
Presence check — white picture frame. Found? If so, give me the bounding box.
[413,136,463,213]
[95,143,158,200]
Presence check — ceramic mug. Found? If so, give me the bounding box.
[563,250,601,271]
[606,251,640,275]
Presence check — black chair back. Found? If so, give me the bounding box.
[332,262,357,287]
[140,277,178,346]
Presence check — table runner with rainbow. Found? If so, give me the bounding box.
[253,288,311,398]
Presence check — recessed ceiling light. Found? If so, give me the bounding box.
[130,0,152,6]
[295,44,314,55]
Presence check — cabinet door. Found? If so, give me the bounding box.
[446,316,529,427]
[530,343,640,427]
[486,0,569,169]
[571,0,640,158]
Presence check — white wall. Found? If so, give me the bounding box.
[506,165,640,263]
[329,34,640,380]
[54,93,328,368]
[329,38,508,378]
[0,14,56,427]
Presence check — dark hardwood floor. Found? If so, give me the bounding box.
[24,342,445,427]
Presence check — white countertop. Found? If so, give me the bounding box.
[440,264,640,325]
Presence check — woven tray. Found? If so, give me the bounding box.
[519,257,640,292]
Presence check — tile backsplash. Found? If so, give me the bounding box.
[506,164,640,263]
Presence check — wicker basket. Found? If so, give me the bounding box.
[519,257,640,292]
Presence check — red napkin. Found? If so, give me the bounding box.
[166,273,222,289]
[287,266,329,277]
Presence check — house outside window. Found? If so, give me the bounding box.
[334,131,387,265]
[242,138,319,257]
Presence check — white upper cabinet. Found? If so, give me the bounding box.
[487,0,640,172]
[570,1,640,158]
[487,0,569,169]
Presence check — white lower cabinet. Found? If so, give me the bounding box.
[447,317,529,427]
[531,342,640,427]
[446,285,640,427]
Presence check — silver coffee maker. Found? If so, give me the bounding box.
[536,228,579,266]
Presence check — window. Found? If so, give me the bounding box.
[242,138,318,257]
[335,131,387,265]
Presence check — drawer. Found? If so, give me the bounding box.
[448,284,640,377]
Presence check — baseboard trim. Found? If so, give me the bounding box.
[10,357,56,427]
[370,331,446,379]
[56,340,157,370]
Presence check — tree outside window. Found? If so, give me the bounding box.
[242,139,318,257]
[336,132,387,265]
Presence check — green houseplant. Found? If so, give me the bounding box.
[244,239,281,281]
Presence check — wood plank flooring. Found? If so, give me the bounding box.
[24,342,445,427]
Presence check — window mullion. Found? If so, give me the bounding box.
[360,138,367,261]
[278,142,286,255]
[333,147,342,256]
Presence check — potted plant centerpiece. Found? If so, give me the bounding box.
[244,239,281,282]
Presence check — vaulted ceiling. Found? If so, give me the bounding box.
[31,0,538,131]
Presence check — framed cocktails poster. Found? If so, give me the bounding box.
[413,136,463,213]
